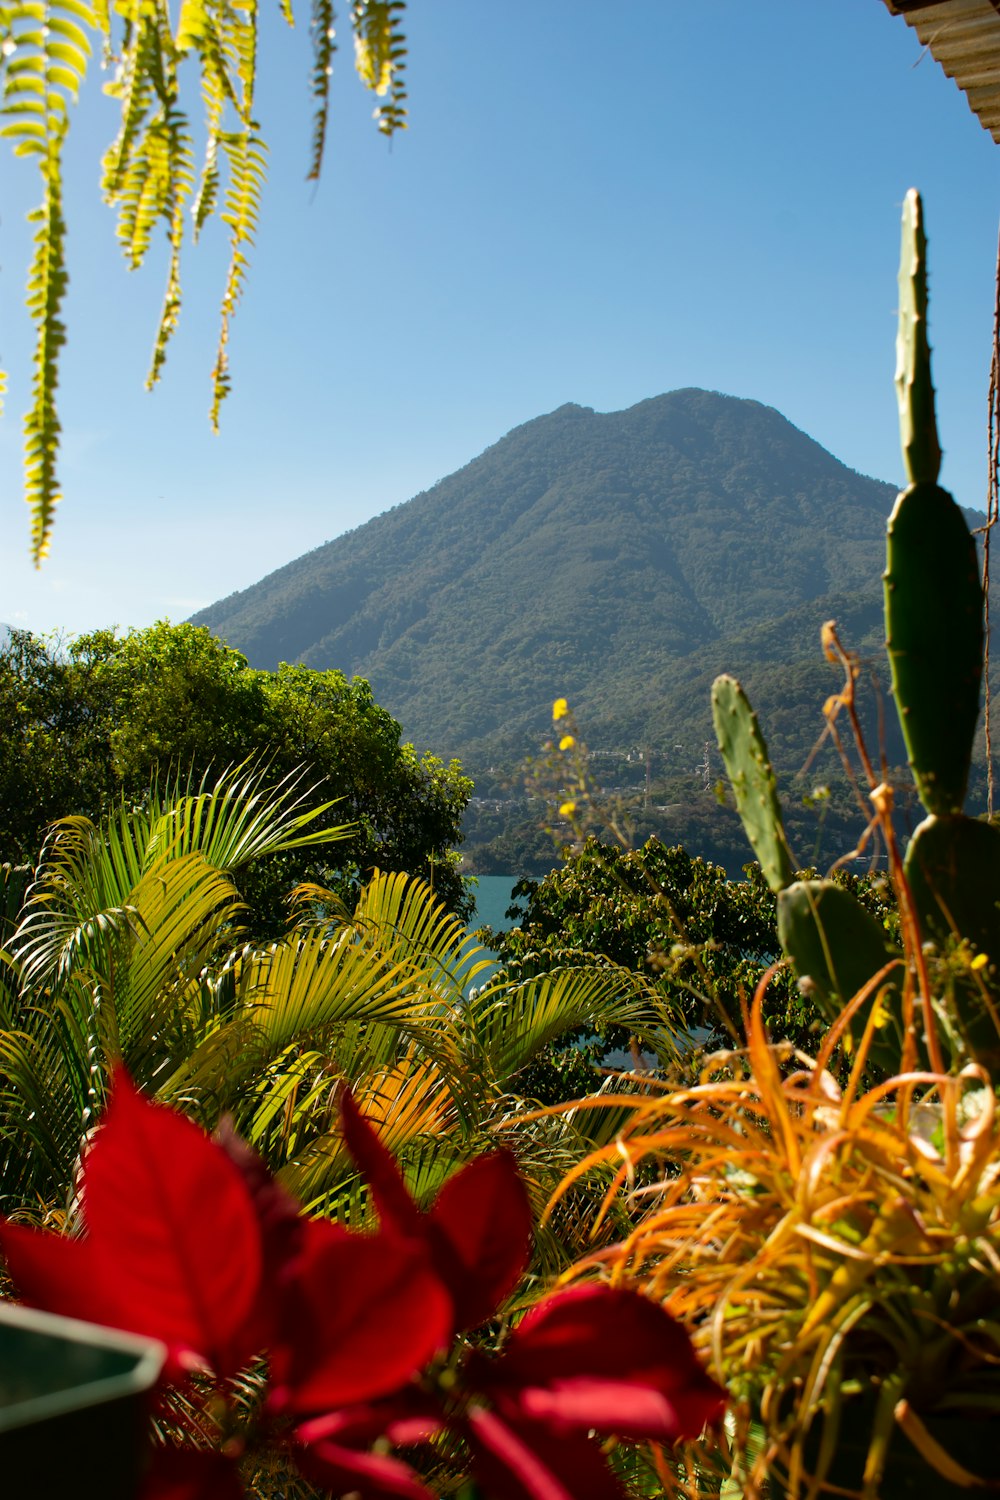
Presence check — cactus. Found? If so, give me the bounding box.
[904,816,1000,1065]
[711,674,794,895]
[886,191,998,1062]
[711,674,898,1045]
[884,190,983,816]
[777,879,902,1072]
[895,190,941,490]
[713,191,997,1073]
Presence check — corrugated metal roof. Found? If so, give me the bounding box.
[883,0,1000,141]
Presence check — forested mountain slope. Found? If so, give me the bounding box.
[192,389,956,777]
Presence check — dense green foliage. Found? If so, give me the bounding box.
[0,769,687,1296]
[0,621,472,923]
[485,837,900,1089]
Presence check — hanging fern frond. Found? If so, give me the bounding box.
[210,125,266,429]
[0,0,409,560]
[308,0,335,181]
[22,124,68,563]
[350,0,406,138]
[1,0,95,561]
[101,18,157,204]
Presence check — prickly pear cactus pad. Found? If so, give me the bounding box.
[904,814,1000,1065]
[711,674,794,894]
[777,878,902,1073]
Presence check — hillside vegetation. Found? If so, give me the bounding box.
[193,388,989,871]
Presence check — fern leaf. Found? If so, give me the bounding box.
[209,126,266,430]
[101,17,155,201]
[175,0,208,51]
[308,0,335,181]
[1,0,93,562]
[145,94,195,386]
[24,129,68,563]
[350,0,406,138]
[191,130,218,236]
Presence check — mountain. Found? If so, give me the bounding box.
[193,390,913,781]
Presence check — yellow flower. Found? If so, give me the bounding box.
[971,951,989,972]
[871,997,890,1029]
[559,734,575,751]
[558,800,576,818]
[552,697,569,721]
[842,1032,854,1056]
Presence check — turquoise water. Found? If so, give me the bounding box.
[463,874,523,995]
[468,874,524,937]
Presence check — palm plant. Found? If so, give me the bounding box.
[0,764,684,1283]
[0,762,350,1212]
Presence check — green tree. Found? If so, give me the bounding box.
[0,620,473,921]
[489,836,899,1078]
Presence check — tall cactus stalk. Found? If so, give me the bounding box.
[885,190,983,817]
[714,190,1000,1072]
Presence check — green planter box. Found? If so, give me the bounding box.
[0,1302,164,1500]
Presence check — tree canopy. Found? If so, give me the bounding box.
[489,836,900,1063]
[0,619,472,921]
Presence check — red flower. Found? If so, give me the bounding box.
[475,1283,725,1442]
[0,1072,265,1379]
[0,1074,727,1500]
[338,1087,534,1334]
[0,1072,451,1406]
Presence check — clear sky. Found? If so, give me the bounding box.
[0,0,998,638]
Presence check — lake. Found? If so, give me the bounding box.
[462,875,524,994]
[467,873,525,937]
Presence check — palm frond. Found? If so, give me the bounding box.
[143,762,352,873]
[462,963,677,1085]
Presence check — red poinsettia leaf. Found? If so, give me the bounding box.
[296,1436,435,1500]
[214,1118,304,1265]
[428,1150,532,1333]
[80,1071,264,1376]
[213,1118,306,1353]
[0,1221,127,1333]
[297,1392,445,1450]
[276,1218,451,1414]
[466,1407,626,1500]
[139,1445,245,1500]
[512,1378,709,1441]
[492,1286,724,1441]
[338,1087,422,1235]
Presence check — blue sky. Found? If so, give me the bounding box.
[0,0,998,637]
